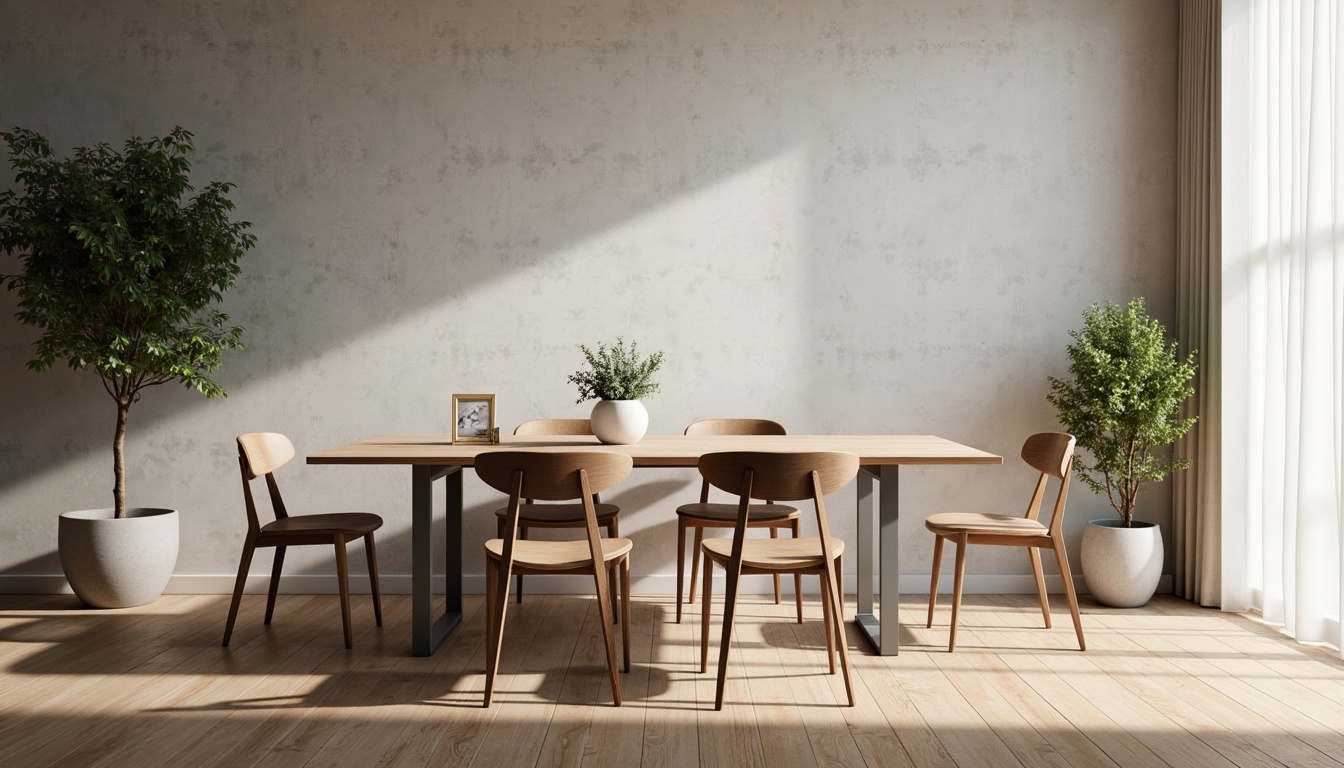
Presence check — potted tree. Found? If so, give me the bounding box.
[1047,298,1197,607]
[568,338,665,444]
[0,126,254,608]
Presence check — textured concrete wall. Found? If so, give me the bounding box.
[0,0,1178,594]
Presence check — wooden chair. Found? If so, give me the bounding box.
[676,419,803,624]
[224,432,383,649]
[924,432,1086,652]
[477,450,635,707]
[497,419,621,608]
[698,451,859,710]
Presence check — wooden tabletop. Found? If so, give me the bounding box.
[307,434,1002,467]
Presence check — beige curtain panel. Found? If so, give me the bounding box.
[1174,0,1222,608]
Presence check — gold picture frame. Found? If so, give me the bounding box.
[452,394,496,444]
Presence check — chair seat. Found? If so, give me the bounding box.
[485,537,633,571]
[702,536,843,570]
[924,512,1047,537]
[675,502,799,523]
[260,512,383,535]
[493,502,620,524]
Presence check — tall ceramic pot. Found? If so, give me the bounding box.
[1080,519,1163,608]
[590,399,648,445]
[58,507,179,608]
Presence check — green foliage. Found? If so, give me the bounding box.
[1047,298,1197,526]
[0,126,254,516]
[568,338,665,403]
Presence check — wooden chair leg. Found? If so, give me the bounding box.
[620,557,632,673]
[676,518,687,623]
[222,537,255,647]
[714,559,743,711]
[822,560,855,706]
[515,526,526,605]
[608,519,619,626]
[333,534,353,649]
[949,534,968,653]
[264,545,285,625]
[833,553,844,624]
[688,527,704,605]
[927,535,944,628]
[592,556,622,706]
[821,569,835,674]
[700,556,713,674]
[792,519,803,623]
[484,557,510,706]
[1053,538,1086,651]
[1028,546,1051,629]
[365,533,383,627]
[770,528,782,604]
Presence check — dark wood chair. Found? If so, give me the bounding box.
[924,432,1086,652]
[697,450,858,709]
[223,432,383,649]
[477,450,635,707]
[676,419,803,623]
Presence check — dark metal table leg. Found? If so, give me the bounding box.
[855,465,900,655]
[412,465,463,656]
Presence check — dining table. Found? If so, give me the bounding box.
[307,434,1001,656]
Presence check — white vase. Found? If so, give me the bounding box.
[590,400,648,445]
[58,507,179,608]
[1080,519,1163,608]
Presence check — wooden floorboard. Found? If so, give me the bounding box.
[0,593,1341,768]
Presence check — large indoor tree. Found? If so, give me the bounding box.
[0,126,254,517]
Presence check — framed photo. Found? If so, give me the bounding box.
[452,394,496,444]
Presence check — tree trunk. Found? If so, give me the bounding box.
[114,398,129,518]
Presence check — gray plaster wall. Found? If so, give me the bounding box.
[0,0,1178,594]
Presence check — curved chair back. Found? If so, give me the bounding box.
[238,432,295,479]
[699,451,858,502]
[1019,432,1076,537]
[476,451,633,501]
[684,418,786,437]
[514,419,593,436]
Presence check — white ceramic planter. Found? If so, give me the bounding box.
[590,399,648,444]
[58,507,179,608]
[1080,519,1163,608]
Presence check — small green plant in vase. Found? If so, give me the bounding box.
[1047,297,1197,607]
[568,338,665,444]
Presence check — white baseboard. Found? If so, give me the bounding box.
[0,572,1174,597]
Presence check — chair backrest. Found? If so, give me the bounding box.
[475,450,633,501]
[698,450,859,569]
[514,419,593,436]
[684,418,787,437]
[699,451,858,501]
[236,432,296,534]
[1019,432,1076,537]
[238,432,295,479]
[685,419,788,503]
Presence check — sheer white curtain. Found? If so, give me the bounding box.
[1222,0,1344,656]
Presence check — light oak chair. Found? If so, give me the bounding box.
[698,451,859,710]
[477,450,635,707]
[924,432,1086,652]
[224,432,383,649]
[676,419,803,624]
[498,419,621,608]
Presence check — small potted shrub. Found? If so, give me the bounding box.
[0,126,254,607]
[567,338,665,444]
[1047,298,1197,607]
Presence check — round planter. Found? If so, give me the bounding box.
[58,507,179,608]
[1080,519,1163,608]
[590,400,648,445]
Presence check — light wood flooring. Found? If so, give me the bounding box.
[0,591,1341,768]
